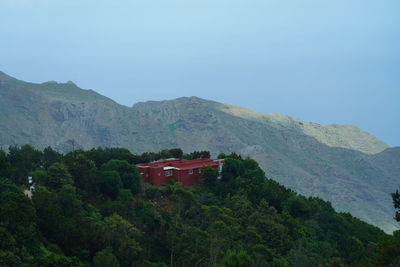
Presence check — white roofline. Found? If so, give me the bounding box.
[163,166,177,170]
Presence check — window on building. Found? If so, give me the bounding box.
[188,169,193,175]
[165,170,173,177]
[157,172,161,176]
[198,168,201,174]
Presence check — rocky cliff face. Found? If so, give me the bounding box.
[0,71,399,232]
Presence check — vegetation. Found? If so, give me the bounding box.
[1,71,399,232]
[0,145,399,266]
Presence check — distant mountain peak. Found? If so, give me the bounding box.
[0,70,11,78]
[43,80,59,84]
[0,71,18,83]
[218,103,388,154]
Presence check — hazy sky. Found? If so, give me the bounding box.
[1,0,399,146]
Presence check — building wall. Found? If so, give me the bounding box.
[177,168,201,186]
[138,160,222,186]
[138,167,150,183]
[138,167,167,185]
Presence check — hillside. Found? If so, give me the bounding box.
[2,148,397,266]
[218,104,388,155]
[0,71,399,232]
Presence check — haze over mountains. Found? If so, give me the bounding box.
[0,71,399,232]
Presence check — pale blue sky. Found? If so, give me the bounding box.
[1,0,399,146]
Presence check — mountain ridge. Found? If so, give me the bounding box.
[0,71,399,232]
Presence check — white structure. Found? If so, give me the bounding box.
[24,176,35,199]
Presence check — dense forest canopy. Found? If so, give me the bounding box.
[0,144,399,266]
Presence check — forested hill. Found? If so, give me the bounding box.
[0,71,399,233]
[0,146,399,266]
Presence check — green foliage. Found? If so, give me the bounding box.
[160,148,183,159]
[199,166,219,190]
[100,171,122,199]
[392,189,400,222]
[0,179,38,249]
[217,152,227,159]
[41,146,62,169]
[64,154,100,198]
[0,150,11,178]
[46,163,73,191]
[221,158,243,184]
[29,169,48,187]
[138,148,186,163]
[0,146,398,266]
[372,230,400,266]
[84,147,139,167]
[220,250,253,267]
[102,160,142,194]
[34,253,84,267]
[8,145,43,185]
[101,214,142,266]
[284,195,311,219]
[183,150,210,159]
[93,247,121,267]
[32,186,59,235]
[0,179,39,265]
[0,249,22,267]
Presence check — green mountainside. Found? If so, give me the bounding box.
[0,71,399,232]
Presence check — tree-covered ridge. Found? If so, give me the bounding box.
[0,145,399,266]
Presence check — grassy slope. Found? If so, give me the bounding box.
[219,103,388,154]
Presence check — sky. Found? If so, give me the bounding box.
[1,0,399,146]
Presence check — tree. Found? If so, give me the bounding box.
[199,166,219,189]
[168,148,183,159]
[102,160,142,194]
[41,147,62,169]
[85,147,138,167]
[29,169,48,187]
[0,150,10,178]
[100,189,135,220]
[8,145,43,185]
[217,153,227,159]
[65,154,100,197]
[185,150,210,159]
[284,195,311,219]
[101,214,142,266]
[93,247,121,267]
[221,250,253,267]
[34,253,84,267]
[100,171,122,199]
[0,226,22,266]
[221,158,243,184]
[0,179,38,250]
[47,163,73,191]
[373,231,400,266]
[32,186,63,243]
[392,189,400,222]
[0,250,22,267]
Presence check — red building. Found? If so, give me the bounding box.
[137,158,224,186]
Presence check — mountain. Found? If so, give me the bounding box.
[0,71,399,232]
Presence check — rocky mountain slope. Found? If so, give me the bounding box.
[0,71,399,232]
